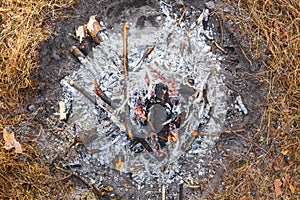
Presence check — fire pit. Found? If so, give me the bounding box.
[60,1,233,198]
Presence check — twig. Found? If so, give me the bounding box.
[123,22,129,77]
[56,166,105,197]
[183,117,209,152]
[214,41,227,54]
[70,80,96,104]
[225,129,272,158]
[69,46,96,77]
[238,44,253,68]
[38,174,72,185]
[183,179,201,189]
[94,79,111,106]
[122,22,132,139]
[69,80,118,122]
[162,184,166,200]
[178,6,189,25]
[133,137,154,153]
[212,12,224,46]
[136,45,155,66]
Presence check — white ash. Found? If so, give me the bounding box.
[235,95,248,115]
[61,3,230,187]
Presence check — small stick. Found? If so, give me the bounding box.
[213,41,227,54]
[178,6,189,25]
[23,174,72,185]
[94,79,111,106]
[225,129,272,158]
[224,129,245,133]
[183,179,201,189]
[69,80,128,134]
[136,45,155,66]
[69,80,116,118]
[183,117,210,152]
[238,44,253,68]
[123,22,129,75]
[70,46,96,77]
[122,22,132,139]
[162,184,166,200]
[70,80,96,104]
[135,137,154,153]
[56,166,105,197]
[213,12,224,46]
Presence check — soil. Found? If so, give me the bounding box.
[22,0,266,199]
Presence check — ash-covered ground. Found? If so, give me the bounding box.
[25,0,266,199]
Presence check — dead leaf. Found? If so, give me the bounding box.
[114,155,124,171]
[75,25,86,43]
[3,127,25,153]
[87,15,102,44]
[281,149,289,156]
[289,184,295,193]
[274,179,283,197]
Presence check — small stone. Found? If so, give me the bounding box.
[205,1,215,10]
[27,104,36,112]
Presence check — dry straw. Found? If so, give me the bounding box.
[217,0,299,199]
[0,0,76,199]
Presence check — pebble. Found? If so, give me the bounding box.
[27,104,36,112]
[205,1,215,10]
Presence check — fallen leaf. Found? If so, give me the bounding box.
[75,25,86,43]
[289,184,295,193]
[281,149,289,156]
[114,155,124,171]
[3,127,25,153]
[274,179,283,197]
[87,15,102,44]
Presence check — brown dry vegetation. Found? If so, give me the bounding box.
[0,0,75,199]
[0,0,299,199]
[217,0,300,199]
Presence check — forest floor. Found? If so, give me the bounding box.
[0,0,299,199]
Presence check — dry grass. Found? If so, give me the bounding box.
[0,0,75,199]
[0,0,74,102]
[0,0,299,199]
[0,141,74,199]
[217,0,300,199]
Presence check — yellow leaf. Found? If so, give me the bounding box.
[281,149,289,155]
[3,127,25,153]
[274,179,282,197]
[114,156,124,171]
[289,184,295,193]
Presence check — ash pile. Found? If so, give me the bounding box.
[60,1,229,197]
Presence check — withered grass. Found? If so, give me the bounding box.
[216,0,299,199]
[0,0,75,199]
[0,0,299,199]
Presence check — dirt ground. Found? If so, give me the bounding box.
[22,0,267,199]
